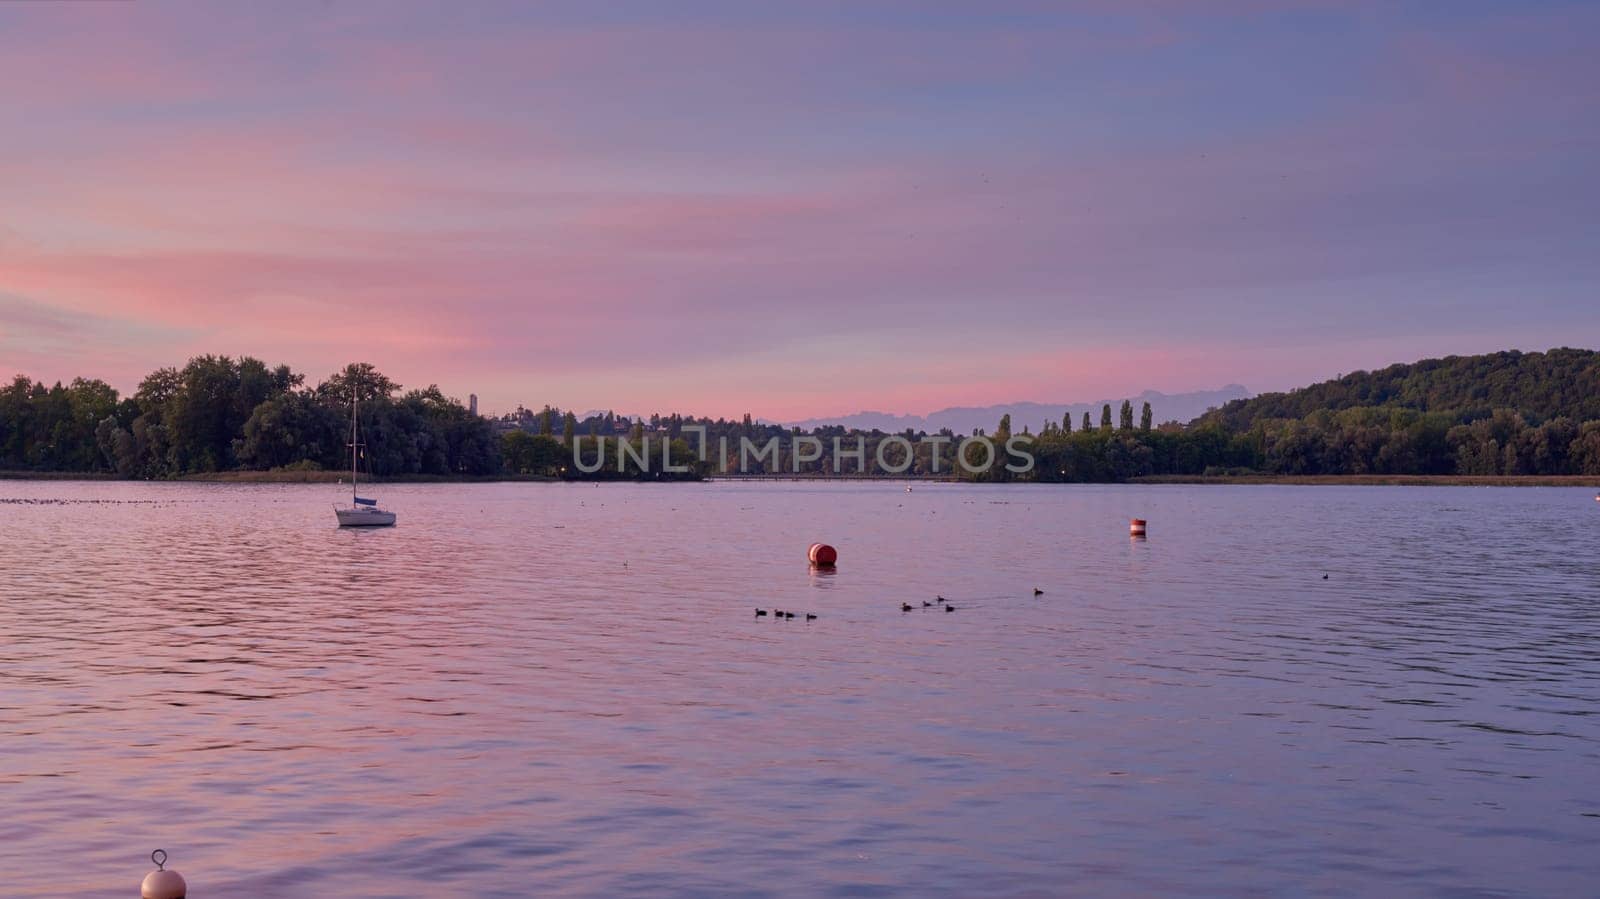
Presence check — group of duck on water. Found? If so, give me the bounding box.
[899,587,1042,614]
[756,609,816,620]
[756,587,1045,620]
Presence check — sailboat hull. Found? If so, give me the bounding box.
[337,508,397,527]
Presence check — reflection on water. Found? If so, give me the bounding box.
[2,481,1598,896]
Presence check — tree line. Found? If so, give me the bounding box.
[0,357,499,477]
[474,348,1600,480]
[5,348,1600,480]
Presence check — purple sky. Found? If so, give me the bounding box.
[1,0,1596,418]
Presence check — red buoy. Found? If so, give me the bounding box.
[808,543,838,567]
[1130,518,1147,538]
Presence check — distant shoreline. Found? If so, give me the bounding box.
[706,474,961,482]
[0,469,556,484]
[5,469,1599,487]
[1130,474,1600,487]
[0,470,121,481]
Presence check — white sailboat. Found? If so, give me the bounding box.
[335,386,396,528]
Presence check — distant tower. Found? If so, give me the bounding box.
[469,393,478,416]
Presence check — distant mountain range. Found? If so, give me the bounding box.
[781,386,1253,435]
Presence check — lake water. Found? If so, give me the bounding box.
[2,481,1597,897]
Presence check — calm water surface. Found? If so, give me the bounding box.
[2,482,1598,897]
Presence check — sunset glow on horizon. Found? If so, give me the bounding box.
[2,0,1596,419]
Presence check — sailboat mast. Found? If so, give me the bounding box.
[350,383,358,504]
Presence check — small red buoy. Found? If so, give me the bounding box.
[808,543,838,567]
[1129,518,1147,538]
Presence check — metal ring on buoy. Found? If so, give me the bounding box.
[142,849,187,899]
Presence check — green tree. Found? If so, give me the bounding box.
[319,362,399,405]
[503,430,536,473]
[167,356,263,471]
[502,431,564,475]
[997,413,1012,439]
[1062,412,1072,433]
[562,411,577,442]
[1100,404,1112,430]
[95,415,138,476]
[235,391,341,470]
[1120,399,1134,430]
[1140,402,1153,431]
[1572,421,1600,474]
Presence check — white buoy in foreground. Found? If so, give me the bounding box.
[142,849,186,899]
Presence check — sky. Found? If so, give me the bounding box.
[1,0,1596,420]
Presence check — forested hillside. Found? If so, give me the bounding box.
[1183,349,1600,477]
[1198,349,1600,431]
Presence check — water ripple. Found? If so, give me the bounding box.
[1,481,1598,896]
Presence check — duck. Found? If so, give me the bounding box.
[805,613,817,621]
[755,608,768,617]
[922,600,933,608]
[944,604,956,612]
[784,612,796,620]
[901,603,914,612]
[1033,588,1044,596]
